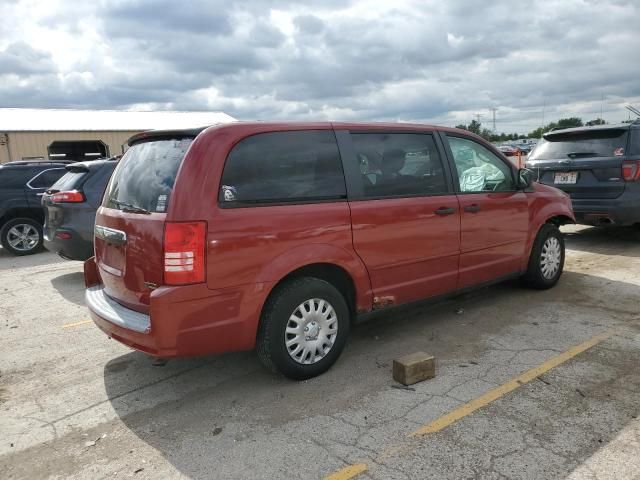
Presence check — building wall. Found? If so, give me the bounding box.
[0,130,141,163]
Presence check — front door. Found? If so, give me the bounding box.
[339,130,461,307]
[442,134,529,289]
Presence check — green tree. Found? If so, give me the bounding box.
[527,117,584,138]
[556,117,583,129]
[467,119,482,135]
[586,118,606,126]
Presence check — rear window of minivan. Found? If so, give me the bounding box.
[103,138,192,213]
[219,130,346,205]
[530,128,628,160]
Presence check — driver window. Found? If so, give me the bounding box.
[446,136,514,192]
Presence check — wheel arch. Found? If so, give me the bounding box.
[545,214,574,226]
[255,243,373,316]
[0,207,45,229]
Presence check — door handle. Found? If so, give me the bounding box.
[464,204,481,213]
[434,207,456,216]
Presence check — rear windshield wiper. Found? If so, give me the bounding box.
[566,151,599,158]
[110,199,151,215]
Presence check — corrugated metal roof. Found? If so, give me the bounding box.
[0,108,236,132]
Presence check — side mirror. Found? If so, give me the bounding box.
[518,168,535,189]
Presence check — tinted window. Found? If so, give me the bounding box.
[29,168,66,189]
[446,136,514,192]
[219,131,345,205]
[0,168,31,188]
[350,133,447,198]
[529,129,629,160]
[104,138,192,213]
[629,129,640,156]
[50,171,87,191]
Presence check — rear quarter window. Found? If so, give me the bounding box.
[28,168,67,189]
[629,129,640,156]
[219,130,346,206]
[103,138,192,212]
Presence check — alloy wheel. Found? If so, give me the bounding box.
[7,224,40,252]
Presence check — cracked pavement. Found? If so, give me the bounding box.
[1,224,639,479]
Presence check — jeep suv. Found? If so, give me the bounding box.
[526,122,640,226]
[84,122,574,379]
[0,161,70,255]
[42,158,118,261]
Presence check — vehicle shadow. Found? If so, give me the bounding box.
[103,270,640,479]
[50,271,86,306]
[563,225,640,257]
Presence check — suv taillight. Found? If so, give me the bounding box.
[51,190,85,203]
[163,221,206,285]
[622,160,640,181]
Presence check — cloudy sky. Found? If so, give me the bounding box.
[1,0,639,133]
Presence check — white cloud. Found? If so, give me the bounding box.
[1,0,639,134]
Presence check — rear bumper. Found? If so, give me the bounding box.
[44,228,93,261]
[86,286,151,333]
[572,194,640,226]
[84,257,272,358]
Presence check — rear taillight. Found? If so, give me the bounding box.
[51,190,85,203]
[163,221,206,285]
[622,160,640,181]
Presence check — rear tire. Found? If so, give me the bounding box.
[256,277,350,380]
[0,218,43,256]
[521,223,565,290]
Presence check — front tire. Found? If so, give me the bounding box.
[522,223,565,289]
[0,218,43,256]
[257,277,350,380]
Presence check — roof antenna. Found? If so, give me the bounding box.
[625,105,640,117]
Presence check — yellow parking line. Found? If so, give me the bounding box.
[410,329,614,436]
[323,463,367,480]
[61,320,92,329]
[322,329,615,478]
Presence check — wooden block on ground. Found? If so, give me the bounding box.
[393,352,436,386]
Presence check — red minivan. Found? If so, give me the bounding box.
[85,122,574,379]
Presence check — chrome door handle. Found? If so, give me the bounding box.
[434,207,456,216]
[464,204,480,213]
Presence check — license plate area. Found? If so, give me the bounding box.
[554,172,578,184]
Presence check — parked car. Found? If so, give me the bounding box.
[515,143,533,154]
[526,122,640,226]
[498,145,521,157]
[84,122,574,380]
[0,161,71,255]
[42,158,118,261]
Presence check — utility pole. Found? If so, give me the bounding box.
[473,112,484,124]
[541,100,546,130]
[489,108,498,132]
[600,94,604,121]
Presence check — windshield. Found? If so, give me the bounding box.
[103,138,193,213]
[530,129,628,161]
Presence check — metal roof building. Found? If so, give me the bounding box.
[0,108,236,164]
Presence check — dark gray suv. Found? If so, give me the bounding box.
[526,122,640,226]
[42,158,118,261]
[0,161,70,255]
